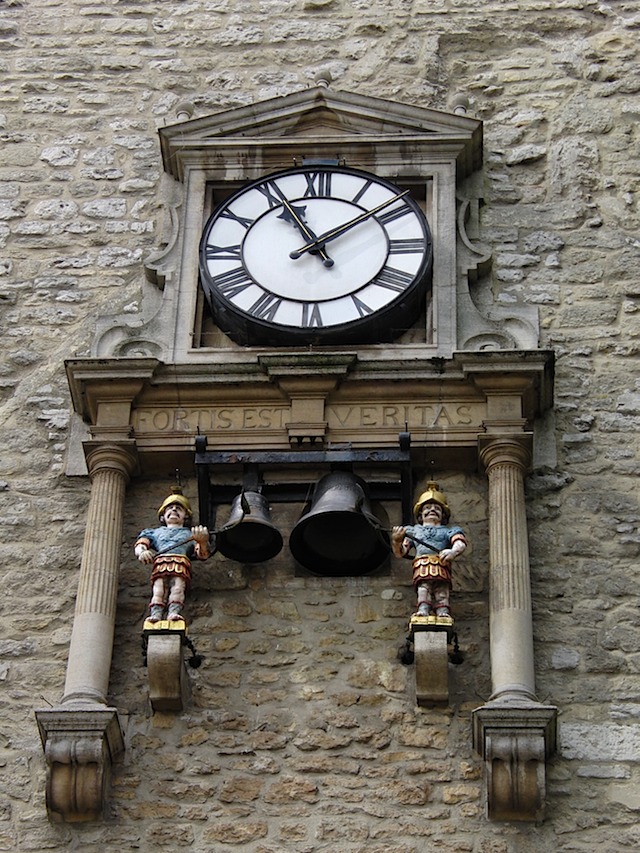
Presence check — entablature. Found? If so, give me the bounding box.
[66,349,553,475]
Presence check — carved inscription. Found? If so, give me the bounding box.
[327,404,478,429]
[133,403,483,433]
[134,407,290,433]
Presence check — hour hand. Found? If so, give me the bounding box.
[277,197,334,268]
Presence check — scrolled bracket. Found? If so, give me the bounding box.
[472,701,557,822]
[144,622,190,712]
[35,707,124,823]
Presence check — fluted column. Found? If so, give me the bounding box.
[62,442,138,705]
[36,440,138,822]
[480,435,536,702]
[473,433,557,822]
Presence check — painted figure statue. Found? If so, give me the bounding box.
[391,481,466,619]
[135,491,210,623]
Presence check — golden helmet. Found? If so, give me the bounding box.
[157,492,193,520]
[413,481,451,522]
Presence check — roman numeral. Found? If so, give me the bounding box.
[303,171,332,197]
[205,244,242,260]
[351,295,373,318]
[388,238,425,254]
[351,179,373,205]
[377,201,413,226]
[219,209,255,229]
[302,303,323,327]
[249,292,282,321]
[373,267,413,292]
[255,181,283,208]
[209,266,253,299]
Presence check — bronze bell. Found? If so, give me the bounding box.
[289,471,389,576]
[216,491,283,563]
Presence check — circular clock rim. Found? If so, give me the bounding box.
[198,165,433,347]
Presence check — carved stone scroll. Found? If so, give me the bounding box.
[35,708,124,823]
[472,702,557,822]
[414,628,449,705]
[145,626,189,712]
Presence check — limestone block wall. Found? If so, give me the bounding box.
[0,1,639,851]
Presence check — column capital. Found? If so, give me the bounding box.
[478,433,532,473]
[83,439,140,481]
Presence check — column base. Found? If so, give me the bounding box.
[35,706,124,823]
[472,699,557,823]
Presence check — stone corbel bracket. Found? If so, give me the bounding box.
[144,622,190,712]
[472,702,557,822]
[35,707,124,823]
[413,625,450,705]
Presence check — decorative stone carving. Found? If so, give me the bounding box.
[260,353,355,446]
[456,192,539,352]
[35,707,124,823]
[37,435,139,822]
[472,702,557,822]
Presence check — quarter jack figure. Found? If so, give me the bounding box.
[391,481,466,619]
[135,492,210,623]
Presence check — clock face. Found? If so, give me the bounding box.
[199,166,432,346]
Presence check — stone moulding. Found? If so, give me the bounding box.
[472,701,558,822]
[35,707,124,823]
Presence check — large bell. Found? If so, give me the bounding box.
[216,491,283,562]
[289,471,389,576]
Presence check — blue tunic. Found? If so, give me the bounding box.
[137,525,196,557]
[403,523,465,557]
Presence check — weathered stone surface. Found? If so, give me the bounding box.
[560,724,640,762]
[0,0,638,848]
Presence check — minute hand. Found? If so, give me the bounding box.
[289,189,411,260]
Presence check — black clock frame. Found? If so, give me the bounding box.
[198,165,433,347]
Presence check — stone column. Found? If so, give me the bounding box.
[480,436,536,702]
[472,434,557,822]
[62,442,138,705]
[36,440,138,822]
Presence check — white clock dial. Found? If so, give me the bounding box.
[199,166,432,346]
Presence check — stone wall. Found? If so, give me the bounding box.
[0,0,639,851]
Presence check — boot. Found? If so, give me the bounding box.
[167,601,183,622]
[416,602,432,617]
[435,605,451,618]
[148,603,164,623]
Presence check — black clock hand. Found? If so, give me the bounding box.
[277,195,334,268]
[289,190,411,260]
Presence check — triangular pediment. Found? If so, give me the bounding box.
[159,86,482,181]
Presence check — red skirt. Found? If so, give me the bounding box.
[411,555,452,588]
[150,554,192,591]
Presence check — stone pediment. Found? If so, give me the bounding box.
[159,86,482,182]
